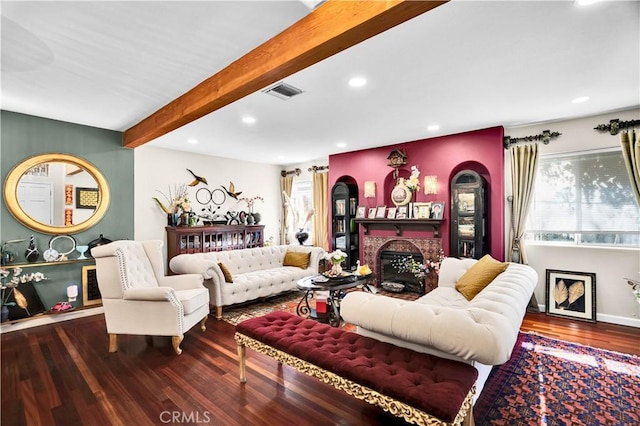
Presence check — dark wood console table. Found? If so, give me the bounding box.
[166,225,264,266]
[354,218,443,237]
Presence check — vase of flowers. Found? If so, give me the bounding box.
[153,184,191,225]
[405,165,421,201]
[324,249,348,276]
[1,267,47,322]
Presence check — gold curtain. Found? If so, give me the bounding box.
[280,175,293,244]
[312,171,329,250]
[621,130,640,206]
[508,143,539,265]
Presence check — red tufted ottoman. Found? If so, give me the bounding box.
[235,311,477,426]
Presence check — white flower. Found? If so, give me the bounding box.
[324,249,347,264]
[1,268,47,306]
[405,165,421,192]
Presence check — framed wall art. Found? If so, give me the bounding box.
[76,187,99,209]
[545,269,596,322]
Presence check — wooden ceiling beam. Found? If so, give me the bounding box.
[123,0,447,148]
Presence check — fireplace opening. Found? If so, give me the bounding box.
[379,250,424,294]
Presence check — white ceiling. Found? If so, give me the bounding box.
[2,1,639,166]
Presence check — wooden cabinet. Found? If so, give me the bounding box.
[166,225,265,262]
[450,170,487,259]
[331,182,359,269]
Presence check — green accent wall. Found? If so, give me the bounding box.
[1,110,134,312]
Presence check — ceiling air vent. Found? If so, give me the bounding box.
[263,82,304,100]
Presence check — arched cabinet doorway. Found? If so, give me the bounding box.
[450,170,487,259]
[331,181,358,269]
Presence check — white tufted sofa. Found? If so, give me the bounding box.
[169,245,325,319]
[91,240,210,355]
[340,256,538,403]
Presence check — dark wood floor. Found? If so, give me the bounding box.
[1,311,639,426]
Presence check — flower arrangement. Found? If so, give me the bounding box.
[405,165,420,192]
[153,184,190,214]
[326,249,347,265]
[282,191,314,233]
[1,267,47,318]
[323,249,348,276]
[391,249,446,281]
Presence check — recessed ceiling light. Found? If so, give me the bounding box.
[336,142,347,148]
[427,124,440,132]
[348,77,367,88]
[575,0,600,6]
[571,96,590,104]
[187,138,198,144]
[242,116,256,124]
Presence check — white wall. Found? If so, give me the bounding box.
[134,145,283,255]
[505,108,640,327]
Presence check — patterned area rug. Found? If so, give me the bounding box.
[220,288,419,330]
[221,292,639,425]
[474,332,640,425]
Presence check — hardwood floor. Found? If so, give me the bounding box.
[1,312,638,426]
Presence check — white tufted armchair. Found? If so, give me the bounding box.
[91,240,210,355]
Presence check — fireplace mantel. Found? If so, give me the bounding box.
[355,218,443,237]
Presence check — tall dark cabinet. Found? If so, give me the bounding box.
[450,170,487,259]
[331,182,359,269]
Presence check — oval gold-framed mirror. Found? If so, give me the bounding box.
[3,153,110,234]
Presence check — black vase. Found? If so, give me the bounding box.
[295,229,309,245]
[25,235,40,263]
[87,234,113,258]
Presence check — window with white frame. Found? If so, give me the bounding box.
[289,179,314,243]
[525,148,640,247]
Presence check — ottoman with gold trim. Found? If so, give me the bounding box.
[235,311,477,426]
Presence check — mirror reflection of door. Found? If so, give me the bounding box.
[17,181,53,225]
[17,161,99,227]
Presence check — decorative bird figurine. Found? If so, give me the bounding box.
[221,182,242,199]
[187,169,208,186]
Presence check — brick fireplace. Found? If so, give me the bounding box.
[363,235,442,294]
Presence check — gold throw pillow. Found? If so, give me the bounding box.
[455,254,508,301]
[283,251,311,269]
[218,262,234,283]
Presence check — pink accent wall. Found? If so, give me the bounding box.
[328,126,505,261]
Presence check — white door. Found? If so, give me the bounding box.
[17,181,54,225]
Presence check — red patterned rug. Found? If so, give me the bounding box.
[474,332,640,425]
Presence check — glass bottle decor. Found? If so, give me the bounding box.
[25,235,40,263]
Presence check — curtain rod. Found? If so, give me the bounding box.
[503,130,561,149]
[280,168,301,177]
[308,165,329,172]
[594,119,640,135]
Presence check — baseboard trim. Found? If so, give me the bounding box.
[0,306,104,334]
[538,304,640,328]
